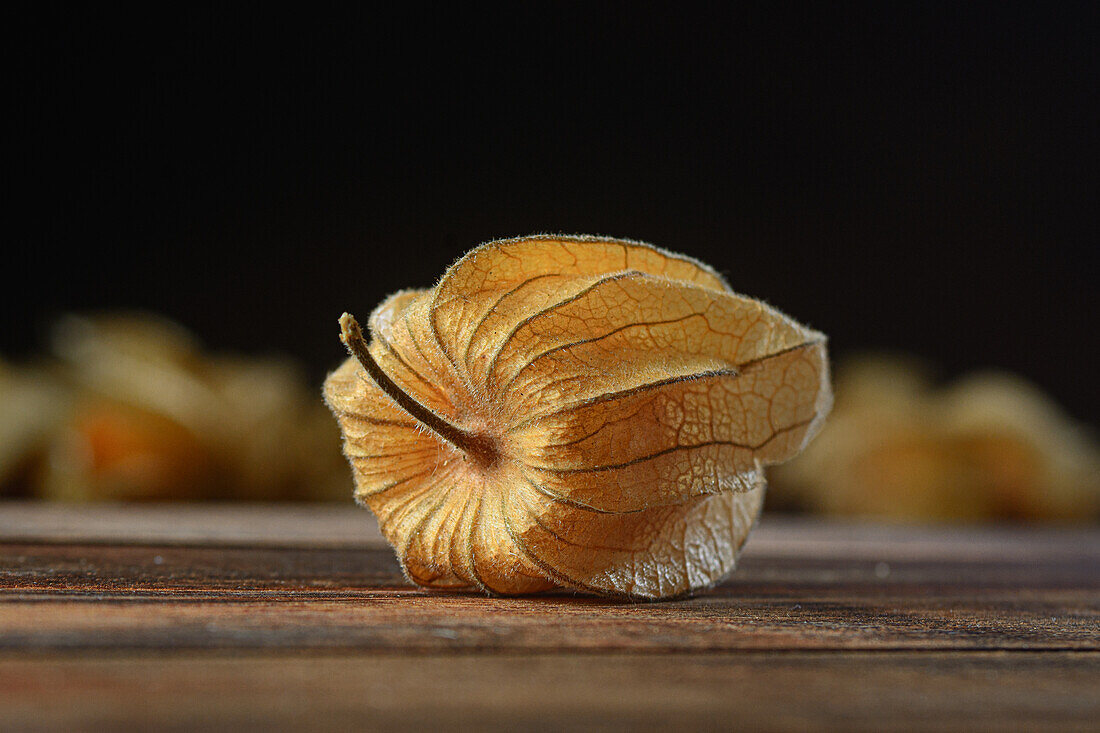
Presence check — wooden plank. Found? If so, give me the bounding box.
[0,502,386,548]
[2,502,1097,562]
[1,651,1097,732]
[2,504,1098,729]
[2,541,1097,653]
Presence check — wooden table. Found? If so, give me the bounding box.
[1,503,1097,731]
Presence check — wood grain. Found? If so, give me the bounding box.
[1,503,1097,731]
[2,652,1097,733]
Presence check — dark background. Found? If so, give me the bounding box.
[7,5,1098,420]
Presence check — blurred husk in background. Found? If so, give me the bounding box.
[770,354,1100,523]
[2,315,1097,523]
[0,313,348,502]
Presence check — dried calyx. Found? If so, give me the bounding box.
[324,235,832,599]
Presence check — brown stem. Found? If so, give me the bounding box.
[339,313,498,465]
